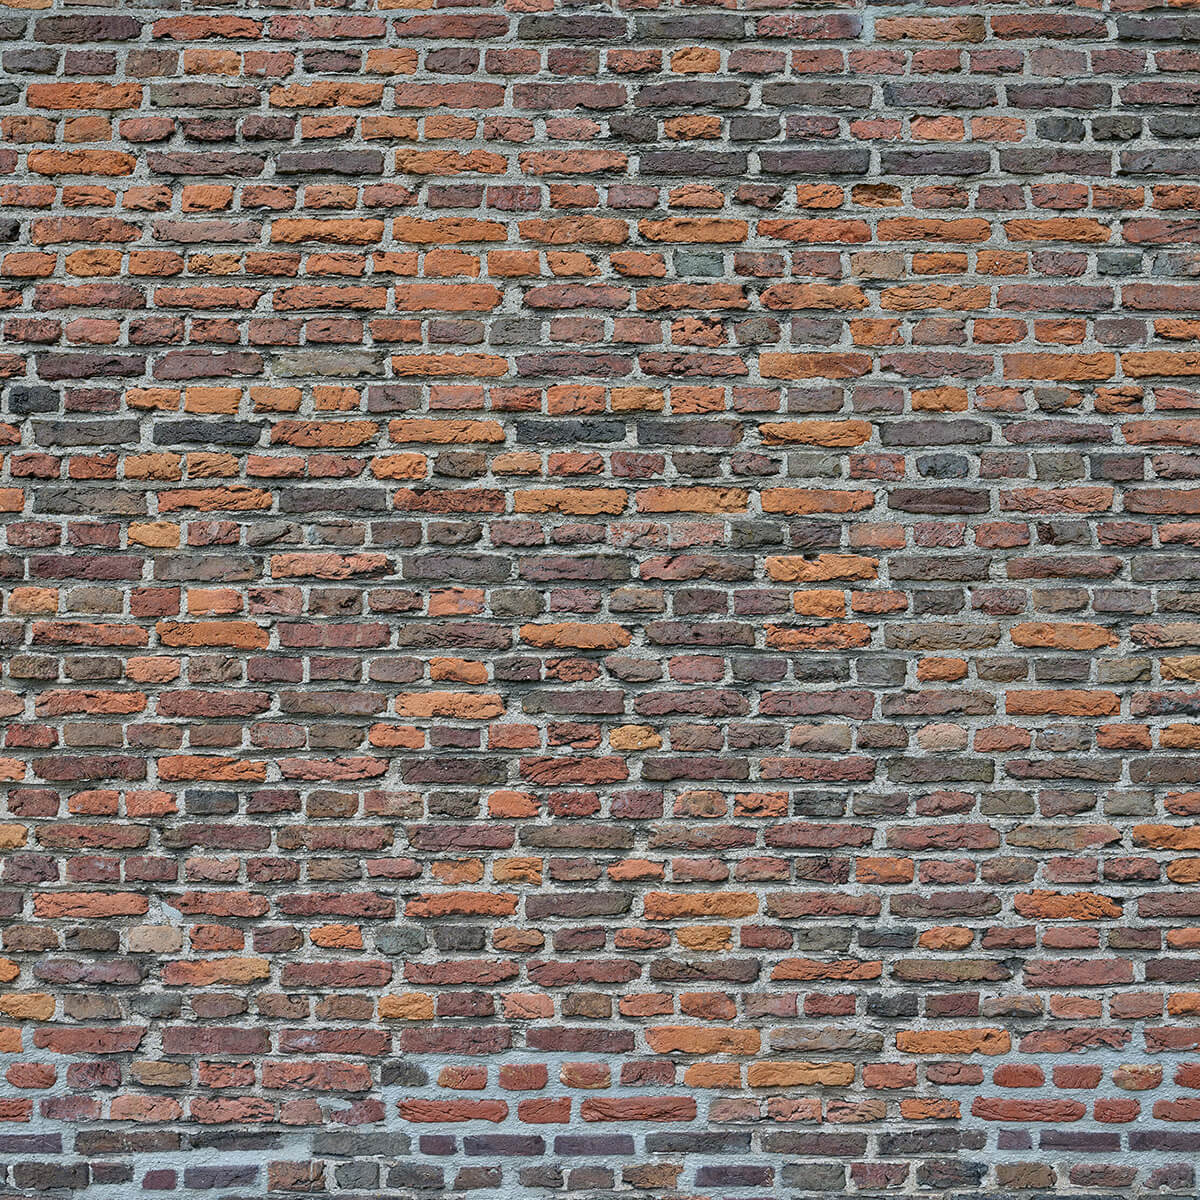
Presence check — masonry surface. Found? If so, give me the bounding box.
[4,0,1200,1196]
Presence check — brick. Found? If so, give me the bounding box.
[0,9,1191,1195]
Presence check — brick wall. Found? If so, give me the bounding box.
[2,0,1200,1195]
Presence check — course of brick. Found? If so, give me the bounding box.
[5,0,1200,1195]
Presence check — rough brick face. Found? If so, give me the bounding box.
[2,0,1200,1196]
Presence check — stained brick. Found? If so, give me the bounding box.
[0,2,1192,1195]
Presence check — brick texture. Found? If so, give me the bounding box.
[3,0,1200,1196]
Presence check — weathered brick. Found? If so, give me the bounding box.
[0,5,1191,1195]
